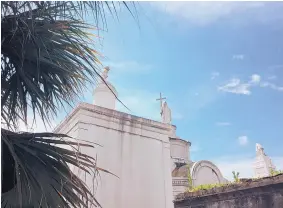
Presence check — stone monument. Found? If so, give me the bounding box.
[162,101,172,124]
[55,74,230,205]
[55,71,174,208]
[157,94,228,198]
[253,143,276,178]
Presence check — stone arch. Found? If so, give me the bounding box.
[190,160,224,187]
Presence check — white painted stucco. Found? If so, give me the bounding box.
[55,68,229,203]
[54,103,174,208]
[93,81,118,110]
[172,177,188,197]
[170,137,227,197]
[170,138,190,164]
[191,160,226,187]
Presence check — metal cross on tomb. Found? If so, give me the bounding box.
[156,93,166,115]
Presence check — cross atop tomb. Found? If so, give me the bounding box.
[156,93,166,115]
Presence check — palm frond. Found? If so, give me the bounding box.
[1,128,110,207]
[1,2,136,207]
[1,1,135,129]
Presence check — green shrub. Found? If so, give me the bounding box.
[232,171,240,182]
[270,168,283,176]
[187,182,231,192]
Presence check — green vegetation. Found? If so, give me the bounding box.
[187,183,229,192]
[270,168,283,176]
[186,170,242,193]
[232,171,240,182]
[187,165,193,188]
[186,168,283,193]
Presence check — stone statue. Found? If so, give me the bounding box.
[256,143,263,152]
[256,143,265,156]
[254,143,276,177]
[102,66,110,80]
[162,101,171,124]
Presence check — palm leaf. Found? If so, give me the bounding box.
[1,1,135,129]
[1,1,136,207]
[1,129,112,207]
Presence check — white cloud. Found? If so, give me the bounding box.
[260,82,283,92]
[211,72,220,80]
[218,78,251,95]
[232,54,245,60]
[216,122,231,126]
[214,155,283,181]
[250,74,261,84]
[218,74,262,95]
[150,2,279,26]
[238,136,249,146]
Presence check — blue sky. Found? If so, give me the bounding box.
[21,2,283,180]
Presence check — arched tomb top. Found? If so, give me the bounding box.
[190,160,225,186]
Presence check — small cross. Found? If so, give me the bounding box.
[156,93,166,115]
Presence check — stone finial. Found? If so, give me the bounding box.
[102,66,110,80]
[93,66,118,110]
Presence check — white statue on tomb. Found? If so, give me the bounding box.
[162,101,172,124]
[102,66,110,80]
[256,143,263,152]
[256,143,264,155]
[253,143,276,178]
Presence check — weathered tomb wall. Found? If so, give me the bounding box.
[174,174,283,208]
[55,102,174,208]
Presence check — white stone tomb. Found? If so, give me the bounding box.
[55,67,228,206]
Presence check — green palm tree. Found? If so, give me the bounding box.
[1,1,134,207]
